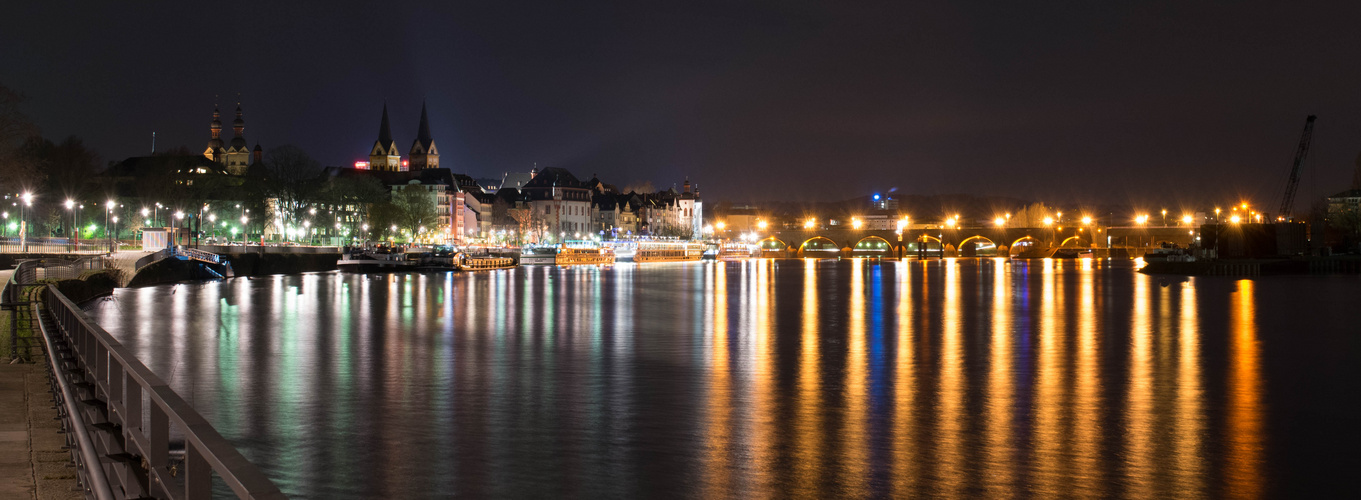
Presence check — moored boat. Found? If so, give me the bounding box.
[457,253,518,271]
[556,243,615,266]
[520,245,558,265]
[717,242,759,260]
[338,243,419,272]
[634,241,705,263]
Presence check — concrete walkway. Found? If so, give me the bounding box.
[0,361,82,499]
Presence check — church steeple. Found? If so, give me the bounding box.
[232,103,245,139]
[378,103,394,148]
[204,105,226,163]
[223,99,250,175]
[409,101,439,170]
[210,106,222,140]
[369,103,402,171]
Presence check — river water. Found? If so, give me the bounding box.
[84,259,1360,498]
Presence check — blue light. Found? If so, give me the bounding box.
[872,193,881,201]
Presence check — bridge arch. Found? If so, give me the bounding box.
[1060,236,1088,247]
[959,235,990,246]
[798,236,840,252]
[905,234,944,257]
[794,235,838,256]
[957,235,999,257]
[852,235,894,255]
[1009,236,1038,256]
[758,236,788,250]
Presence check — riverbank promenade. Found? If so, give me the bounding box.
[0,267,80,500]
[0,361,81,500]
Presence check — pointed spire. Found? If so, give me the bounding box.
[377,103,394,147]
[233,102,245,137]
[210,105,222,139]
[416,101,432,145]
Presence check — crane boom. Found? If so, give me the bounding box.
[1278,115,1316,219]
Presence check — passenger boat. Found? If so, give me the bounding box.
[338,243,418,272]
[519,245,558,265]
[634,241,705,263]
[717,242,759,260]
[555,243,615,266]
[1143,243,1194,263]
[457,253,518,271]
[1051,247,1095,259]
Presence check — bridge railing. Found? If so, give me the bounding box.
[42,285,286,499]
[178,246,222,263]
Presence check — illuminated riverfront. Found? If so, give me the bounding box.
[82,260,1359,497]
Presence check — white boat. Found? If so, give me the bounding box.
[520,245,558,265]
[634,241,705,263]
[520,242,616,266]
[717,242,759,260]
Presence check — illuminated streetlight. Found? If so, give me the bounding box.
[1081,216,1092,225]
[803,218,815,229]
[994,217,1005,227]
[757,220,768,230]
[1230,215,1241,224]
[851,218,863,229]
[1182,215,1193,225]
[716,221,726,231]
[1135,215,1148,225]
[1043,217,1053,226]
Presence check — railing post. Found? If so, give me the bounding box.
[185,442,212,498]
[124,371,141,429]
[149,405,168,472]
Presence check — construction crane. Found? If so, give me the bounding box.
[1277,115,1316,220]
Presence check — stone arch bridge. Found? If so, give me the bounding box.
[751,226,1194,257]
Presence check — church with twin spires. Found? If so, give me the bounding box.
[367,102,439,171]
[202,102,260,176]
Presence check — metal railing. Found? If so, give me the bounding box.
[177,246,222,264]
[4,260,43,360]
[0,236,128,254]
[41,285,286,499]
[32,256,108,281]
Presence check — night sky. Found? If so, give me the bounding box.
[4,1,1360,207]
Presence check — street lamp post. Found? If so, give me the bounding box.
[65,199,76,252]
[105,200,116,253]
[20,192,33,253]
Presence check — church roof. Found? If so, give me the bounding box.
[413,101,433,148]
[376,103,395,148]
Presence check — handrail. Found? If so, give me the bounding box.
[35,305,116,500]
[43,286,286,499]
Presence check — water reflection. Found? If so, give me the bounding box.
[83,259,1293,498]
[1227,279,1264,498]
